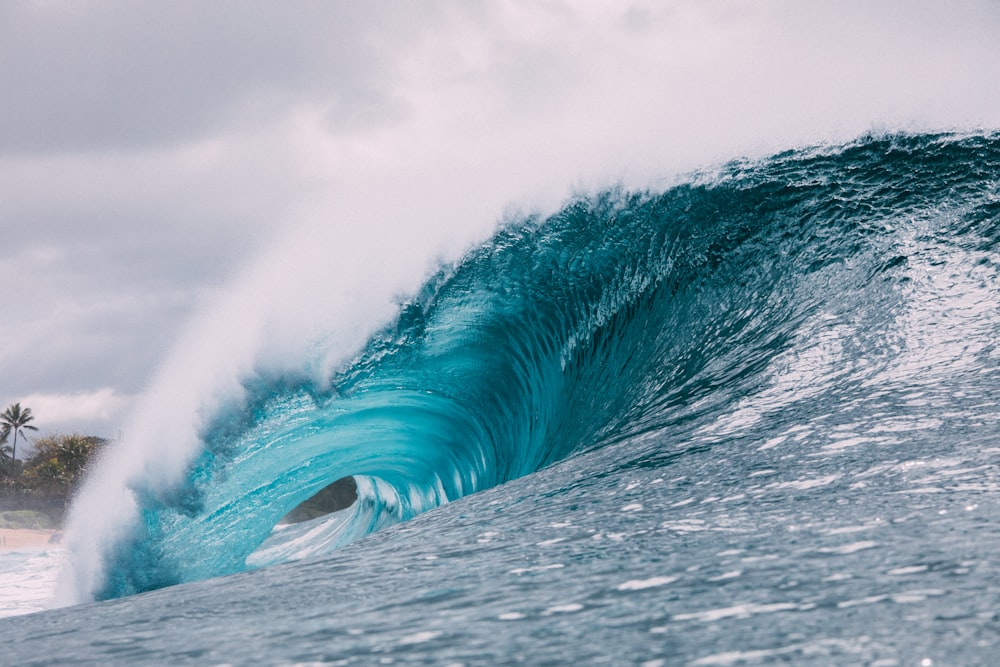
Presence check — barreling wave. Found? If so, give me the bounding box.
[74,131,1000,601]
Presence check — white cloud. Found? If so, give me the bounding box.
[1,0,999,442]
[15,389,128,439]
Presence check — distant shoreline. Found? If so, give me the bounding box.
[0,528,61,552]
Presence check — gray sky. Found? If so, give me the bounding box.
[2,0,999,442]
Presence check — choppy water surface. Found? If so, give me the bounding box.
[0,549,64,619]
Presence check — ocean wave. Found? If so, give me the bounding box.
[68,131,1000,601]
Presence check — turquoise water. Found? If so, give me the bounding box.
[3,132,1000,664]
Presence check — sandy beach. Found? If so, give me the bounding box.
[0,529,61,552]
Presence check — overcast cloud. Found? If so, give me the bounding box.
[2,1,999,442]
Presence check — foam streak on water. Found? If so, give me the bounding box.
[0,550,64,618]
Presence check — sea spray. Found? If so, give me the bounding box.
[56,177,506,604]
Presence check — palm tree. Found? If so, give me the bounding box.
[0,403,38,467]
[0,445,12,477]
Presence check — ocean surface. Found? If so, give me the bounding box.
[3,132,1000,665]
[0,548,64,619]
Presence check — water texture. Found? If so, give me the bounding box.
[4,132,1000,665]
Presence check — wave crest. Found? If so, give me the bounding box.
[63,132,1000,601]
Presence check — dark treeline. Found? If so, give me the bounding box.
[0,432,107,525]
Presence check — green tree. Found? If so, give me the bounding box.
[0,403,38,469]
[0,440,14,478]
[19,434,106,508]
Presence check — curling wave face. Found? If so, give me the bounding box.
[83,132,1000,600]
